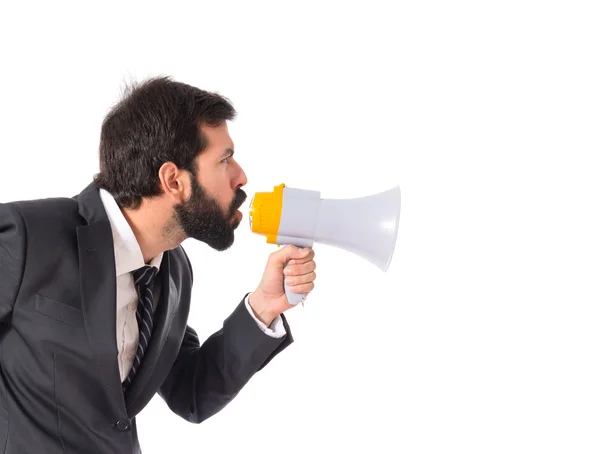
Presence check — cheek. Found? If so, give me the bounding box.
[199,167,235,210]
[215,189,234,213]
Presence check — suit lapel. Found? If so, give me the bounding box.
[77,220,125,412]
[124,250,180,413]
[74,182,127,413]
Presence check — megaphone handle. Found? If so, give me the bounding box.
[283,261,307,306]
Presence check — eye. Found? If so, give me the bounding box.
[221,156,230,164]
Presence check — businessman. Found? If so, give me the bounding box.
[0,76,317,453]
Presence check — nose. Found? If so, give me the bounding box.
[235,162,248,188]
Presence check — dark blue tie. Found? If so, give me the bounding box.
[122,265,158,393]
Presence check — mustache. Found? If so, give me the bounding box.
[229,189,247,216]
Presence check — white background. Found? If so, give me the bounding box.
[1,1,599,453]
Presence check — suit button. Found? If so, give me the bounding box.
[116,419,131,431]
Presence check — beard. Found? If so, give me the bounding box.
[173,177,247,251]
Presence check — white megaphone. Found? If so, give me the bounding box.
[248,183,401,305]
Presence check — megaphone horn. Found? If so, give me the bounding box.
[249,183,401,305]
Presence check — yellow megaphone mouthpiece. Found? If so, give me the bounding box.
[248,183,285,245]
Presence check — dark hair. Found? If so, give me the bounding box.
[93,76,236,209]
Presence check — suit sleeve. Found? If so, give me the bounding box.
[159,299,293,423]
[0,203,26,324]
[159,248,294,424]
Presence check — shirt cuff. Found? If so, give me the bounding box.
[244,293,286,339]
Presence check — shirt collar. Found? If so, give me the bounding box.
[99,188,163,276]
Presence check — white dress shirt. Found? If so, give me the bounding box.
[98,188,285,383]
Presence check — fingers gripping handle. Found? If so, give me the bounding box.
[283,261,307,306]
[279,239,313,306]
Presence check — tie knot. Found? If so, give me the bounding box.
[132,265,158,287]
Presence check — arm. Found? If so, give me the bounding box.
[158,295,293,423]
[179,245,285,338]
[0,203,26,324]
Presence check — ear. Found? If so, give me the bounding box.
[157,162,190,203]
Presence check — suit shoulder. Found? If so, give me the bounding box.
[0,202,26,229]
[9,196,83,228]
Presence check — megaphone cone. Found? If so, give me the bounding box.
[249,184,401,304]
[313,185,401,272]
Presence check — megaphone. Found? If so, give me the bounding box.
[248,183,401,305]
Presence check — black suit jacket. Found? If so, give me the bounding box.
[0,182,293,453]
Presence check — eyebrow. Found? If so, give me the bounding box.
[221,148,235,158]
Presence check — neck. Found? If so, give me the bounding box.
[121,199,183,263]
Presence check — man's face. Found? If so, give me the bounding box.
[174,122,248,251]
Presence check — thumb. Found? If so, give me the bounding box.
[270,245,308,266]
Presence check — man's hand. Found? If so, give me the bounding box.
[248,245,317,326]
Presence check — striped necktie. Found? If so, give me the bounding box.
[122,264,158,393]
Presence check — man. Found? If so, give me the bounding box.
[0,76,317,453]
